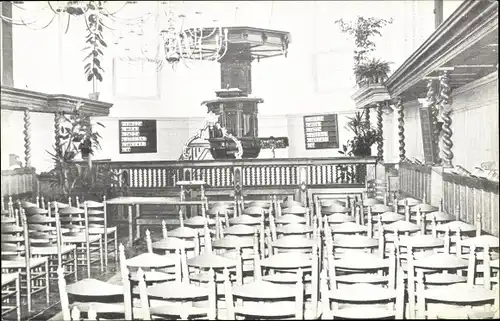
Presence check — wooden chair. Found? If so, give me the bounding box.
[27,209,78,281]
[151,220,198,257]
[320,265,405,319]
[259,242,321,319]
[120,239,181,287]
[224,267,306,319]
[1,210,50,312]
[80,198,118,267]
[406,244,474,319]
[1,272,21,321]
[137,267,217,320]
[57,266,132,320]
[416,277,499,319]
[326,248,398,290]
[57,205,104,278]
[186,224,242,288]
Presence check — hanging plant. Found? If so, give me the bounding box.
[83,8,107,93]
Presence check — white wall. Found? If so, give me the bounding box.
[383,72,499,171]
[2,0,466,170]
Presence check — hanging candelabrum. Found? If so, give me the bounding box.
[116,2,229,70]
[159,9,229,69]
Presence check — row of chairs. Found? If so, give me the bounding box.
[54,193,498,320]
[1,196,119,320]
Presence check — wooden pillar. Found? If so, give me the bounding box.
[54,112,62,157]
[426,79,440,164]
[23,108,31,167]
[1,1,14,87]
[439,70,453,167]
[377,103,384,160]
[396,97,406,162]
[434,0,444,29]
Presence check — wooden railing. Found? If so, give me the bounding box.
[1,167,37,198]
[110,157,375,189]
[399,162,432,203]
[443,172,499,237]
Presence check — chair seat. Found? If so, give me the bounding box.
[335,273,388,284]
[190,271,237,283]
[130,271,176,283]
[1,273,18,286]
[72,302,126,314]
[63,234,101,243]
[431,306,496,319]
[262,272,312,284]
[333,305,395,319]
[31,244,76,255]
[425,273,467,285]
[234,301,296,318]
[149,304,208,318]
[1,257,48,268]
[88,226,117,234]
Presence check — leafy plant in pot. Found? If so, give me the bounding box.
[83,9,107,100]
[354,58,392,86]
[339,110,381,157]
[44,102,105,198]
[335,16,394,87]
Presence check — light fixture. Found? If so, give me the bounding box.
[117,1,228,69]
[1,1,144,33]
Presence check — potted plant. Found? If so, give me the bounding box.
[354,58,392,86]
[335,16,393,88]
[44,102,105,198]
[339,110,381,157]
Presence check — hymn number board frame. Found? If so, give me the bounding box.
[119,120,157,154]
[303,114,339,150]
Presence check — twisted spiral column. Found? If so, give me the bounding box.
[426,79,440,164]
[54,112,62,158]
[396,97,406,162]
[377,102,384,160]
[439,70,453,167]
[365,107,370,125]
[23,109,31,167]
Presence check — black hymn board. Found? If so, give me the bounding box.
[303,114,339,150]
[119,120,157,154]
[419,107,439,164]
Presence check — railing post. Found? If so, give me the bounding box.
[297,165,308,204]
[233,166,243,199]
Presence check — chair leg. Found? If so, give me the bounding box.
[73,248,78,281]
[86,243,91,279]
[114,231,118,262]
[45,261,50,304]
[16,275,21,321]
[99,238,104,272]
[26,268,32,312]
[104,231,109,267]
